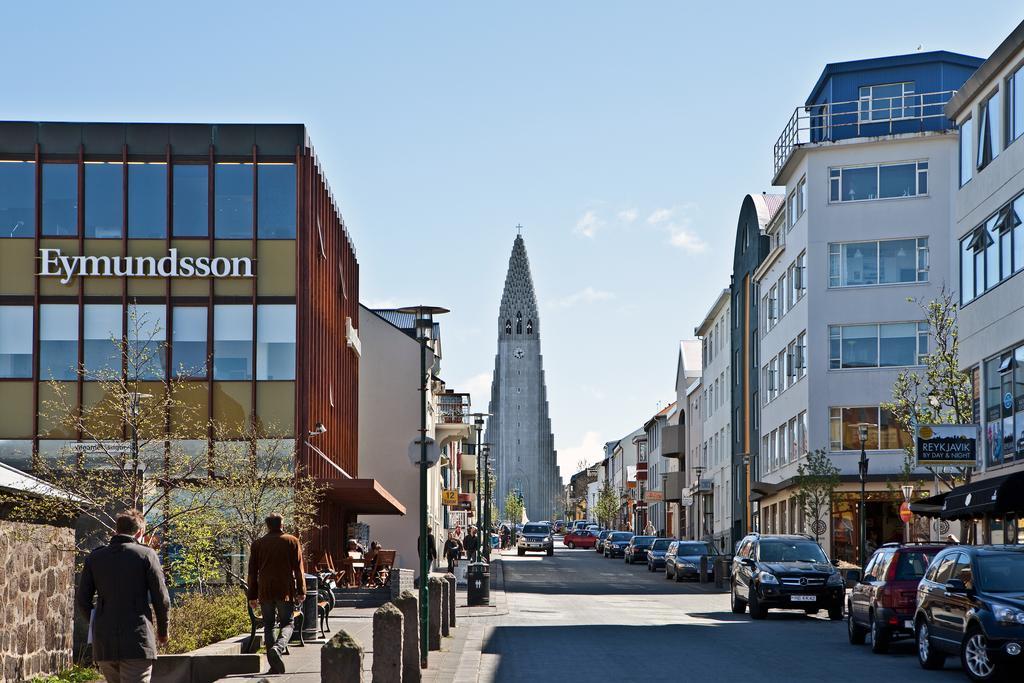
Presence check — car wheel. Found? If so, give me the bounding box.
[870,614,890,653]
[962,625,998,682]
[916,619,946,670]
[546,548,553,557]
[517,549,524,557]
[674,568,682,582]
[847,602,866,644]
[566,542,574,549]
[730,583,747,614]
[828,602,843,621]
[665,566,672,580]
[748,586,767,620]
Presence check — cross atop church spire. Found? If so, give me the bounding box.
[516,223,523,235]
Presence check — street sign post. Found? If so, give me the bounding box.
[915,424,979,468]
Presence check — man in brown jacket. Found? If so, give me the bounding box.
[77,510,170,683]
[247,513,306,674]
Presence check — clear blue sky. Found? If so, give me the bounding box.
[5,1,1019,475]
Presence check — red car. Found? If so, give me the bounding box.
[563,530,598,549]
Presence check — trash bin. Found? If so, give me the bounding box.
[301,573,320,641]
[715,555,733,589]
[467,562,490,606]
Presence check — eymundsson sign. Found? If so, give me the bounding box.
[39,248,254,284]
[915,424,979,468]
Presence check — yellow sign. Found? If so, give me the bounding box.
[441,489,459,506]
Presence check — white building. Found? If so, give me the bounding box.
[695,290,732,550]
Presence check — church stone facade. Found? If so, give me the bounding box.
[486,235,562,522]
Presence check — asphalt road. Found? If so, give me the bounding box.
[478,539,968,683]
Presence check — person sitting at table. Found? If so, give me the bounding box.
[361,541,380,586]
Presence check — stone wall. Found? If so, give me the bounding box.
[0,520,75,682]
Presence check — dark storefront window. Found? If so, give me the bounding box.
[0,161,35,237]
[172,306,208,377]
[85,162,123,238]
[42,163,78,237]
[213,305,253,380]
[128,162,167,238]
[986,358,1003,466]
[0,306,33,377]
[215,163,253,239]
[39,304,78,380]
[173,164,209,237]
[84,304,123,376]
[258,163,296,239]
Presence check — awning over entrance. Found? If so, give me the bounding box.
[911,472,1024,520]
[319,478,407,516]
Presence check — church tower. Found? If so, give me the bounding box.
[486,233,562,522]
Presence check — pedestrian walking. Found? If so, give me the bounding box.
[443,531,464,573]
[246,513,306,675]
[77,509,170,683]
[418,530,438,572]
[463,526,481,562]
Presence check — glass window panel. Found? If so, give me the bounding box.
[918,165,928,195]
[986,215,1000,290]
[84,162,123,239]
[1015,197,1024,274]
[172,307,208,377]
[0,440,33,470]
[879,323,917,366]
[960,118,974,186]
[42,163,78,236]
[878,163,917,198]
[173,164,209,237]
[1001,230,1012,281]
[214,305,252,380]
[257,164,296,239]
[127,304,166,380]
[880,409,910,450]
[256,304,295,380]
[841,325,878,368]
[40,304,78,380]
[842,407,878,450]
[878,239,917,284]
[1013,69,1024,142]
[842,242,878,285]
[0,161,35,237]
[871,84,904,120]
[841,167,877,201]
[214,163,253,239]
[990,91,1002,159]
[84,304,123,377]
[128,163,167,238]
[0,306,33,378]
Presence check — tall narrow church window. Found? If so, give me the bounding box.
[516,311,522,334]
[526,319,533,334]
[505,319,512,334]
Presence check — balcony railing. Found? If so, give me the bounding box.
[437,392,471,424]
[773,89,957,176]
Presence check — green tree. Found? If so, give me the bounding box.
[503,490,524,526]
[794,449,841,546]
[593,482,619,529]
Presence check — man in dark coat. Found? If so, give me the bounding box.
[77,510,170,683]
[463,526,480,562]
[247,513,305,674]
[418,530,437,571]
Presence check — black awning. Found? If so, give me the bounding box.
[909,491,948,517]
[938,472,1024,520]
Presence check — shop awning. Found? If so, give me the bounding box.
[319,478,407,516]
[917,472,1024,520]
[909,492,948,517]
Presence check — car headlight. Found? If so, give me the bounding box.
[826,572,845,587]
[994,605,1024,625]
[544,536,551,542]
[757,571,779,585]
[678,560,695,568]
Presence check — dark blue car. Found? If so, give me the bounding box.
[604,531,634,558]
[646,538,673,572]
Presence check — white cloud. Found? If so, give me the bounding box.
[646,205,707,253]
[647,207,674,225]
[667,226,708,253]
[457,372,493,409]
[557,430,605,474]
[617,208,638,224]
[573,210,603,238]
[549,286,614,309]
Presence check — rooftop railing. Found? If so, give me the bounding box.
[773,89,957,176]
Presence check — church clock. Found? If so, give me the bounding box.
[513,347,525,359]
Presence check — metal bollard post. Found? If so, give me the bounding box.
[699,555,708,584]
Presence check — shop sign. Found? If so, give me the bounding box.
[645,490,664,502]
[697,478,713,492]
[39,248,254,285]
[441,489,459,506]
[915,424,979,467]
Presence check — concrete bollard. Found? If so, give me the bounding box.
[440,577,450,637]
[321,629,363,683]
[427,577,443,650]
[444,573,457,629]
[392,591,421,681]
[372,602,403,683]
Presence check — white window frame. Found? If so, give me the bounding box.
[827,237,930,288]
[828,321,927,370]
[829,160,928,203]
[858,82,916,124]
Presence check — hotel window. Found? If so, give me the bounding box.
[778,349,787,390]
[786,341,796,385]
[828,406,909,451]
[779,271,788,315]
[256,304,296,380]
[215,163,253,239]
[787,192,797,231]
[128,163,167,238]
[767,285,777,327]
[960,117,974,186]
[173,164,209,237]
[172,306,207,377]
[787,263,798,309]
[858,82,916,122]
[796,251,807,299]
[0,307,32,378]
[796,331,806,378]
[127,304,166,380]
[42,163,78,237]
[84,304,123,377]
[977,90,1001,170]
[0,440,32,470]
[779,422,789,468]
[257,163,297,239]
[213,305,253,380]
[798,411,808,455]
[40,304,78,380]
[0,161,35,237]
[797,176,806,216]
[828,237,928,287]
[1010,66,1024,144]
[84,162,123,238]
[829,322,925,369]
[961,196,1024,304]
[829,161,927,202]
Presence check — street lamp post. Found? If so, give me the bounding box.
[901,484,915,543]
[858,424,870,569]
[470,413,489,562]
[396,305,448,669]
[482,445,492,561]
[694,465,705,539]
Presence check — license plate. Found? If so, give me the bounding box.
[904,620,914,629]
[790,595,816,603]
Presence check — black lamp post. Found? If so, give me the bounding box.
[482,444,492,561]
[858,423,870,569]
[694,465,705,538]
[470,413,489,562]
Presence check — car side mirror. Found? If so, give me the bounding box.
[861,574,875,584]
[740,557,756,568]
[944,579,968,594]
[831,558,840,567]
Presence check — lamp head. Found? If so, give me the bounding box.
[309,422,327,437]
[858,423,869,443]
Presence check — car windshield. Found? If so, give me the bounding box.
[893,550,937,580]
[758,540,828,564]
[976,553,1024,592]
[610,532,633,542]
[522,524,549,534]
[652,539,672,551]
[633,536,656,547]
[676,543,714,556]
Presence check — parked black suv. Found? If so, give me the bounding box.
[914,545,1024,682]
[517,522,554,556]
[730,533,845,620]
